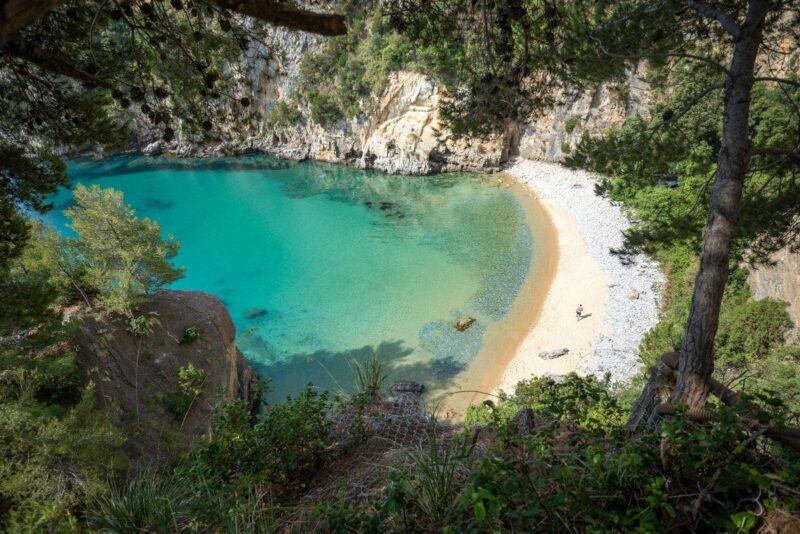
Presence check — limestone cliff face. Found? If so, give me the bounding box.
[748,247,800,342]
[73,290,259,461]
[518,69,651,161]
[257,70,506,174]
[138,24,646,174]
[244,26,648,172]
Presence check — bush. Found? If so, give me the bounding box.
[165,364,205,420]
[456,378,800,532]
[186,387,332,494]
[308,93,344,126]
[564,114,582,133]
[267,100,302,127]
[715,298,792,368]
[179,325,201,344]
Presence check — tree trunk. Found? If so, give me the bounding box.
[670,0,770,409]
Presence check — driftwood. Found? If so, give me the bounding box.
[628,352,800,451]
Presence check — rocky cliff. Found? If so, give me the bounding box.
[136,21,648,175]
[73,290,259,462]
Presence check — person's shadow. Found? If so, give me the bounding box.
[578,313,593,321]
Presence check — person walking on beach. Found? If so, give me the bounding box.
[576,304,584,321]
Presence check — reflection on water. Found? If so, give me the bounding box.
[52,155,535,403]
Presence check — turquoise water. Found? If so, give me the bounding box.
[48,155,534,403]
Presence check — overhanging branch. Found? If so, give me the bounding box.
[206,0,347,36]
[0,0,347,47]
[7,38,118,90]
[684,0,741,39]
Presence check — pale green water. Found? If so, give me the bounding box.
[48,155,534,403]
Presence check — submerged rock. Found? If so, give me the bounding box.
[538,348,569,360]
[244,307,269,320]
[455,316,476,332]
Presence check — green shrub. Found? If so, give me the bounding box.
[186,387,332,494]
[165,363,205,420]
[564,114,582,133]
[456,378,800,532]
[90,474,193,534]
[715,298,792,368]
[179,325,201,344]
[308,93,344,126]
[267,100,302,127]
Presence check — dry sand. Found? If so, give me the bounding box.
[494,179,612,393]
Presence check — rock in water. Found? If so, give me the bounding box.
[244,307,268,320]
[538,348,569,360]
[629,289,640,300]
[455,317,476,331]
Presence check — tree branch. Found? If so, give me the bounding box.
[750,146,800,160]
[198,0,347,36]
[753,76,800,88]
[6,38,118,90]
[0,0,64,47]
[587,33,731,75]
[0,0,347,47]
[684,0,742,39]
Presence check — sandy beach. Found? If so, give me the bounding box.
[494,177,612,393]
[491,159,664,397]
[434,158,664,416]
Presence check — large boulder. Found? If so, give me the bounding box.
[73,290,259,462]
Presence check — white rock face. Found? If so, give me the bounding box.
[519,69,651,162]
[252,70,504,174]
[130,24,649,175]
[748,245,800,342]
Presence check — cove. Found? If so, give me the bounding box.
[47,155,539,405]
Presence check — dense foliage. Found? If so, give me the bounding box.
[305,376,800,532]
[295,1,418,125]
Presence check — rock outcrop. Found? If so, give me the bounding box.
[73,290,259,462]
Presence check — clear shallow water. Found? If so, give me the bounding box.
[48,155,534,403]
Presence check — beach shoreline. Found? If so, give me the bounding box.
[439,159,664,417]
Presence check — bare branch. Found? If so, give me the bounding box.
[684,0,741,39]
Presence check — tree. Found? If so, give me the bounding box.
[391,0,800,413]
[65,184,184,317]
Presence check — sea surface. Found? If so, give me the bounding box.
[47,155,535,403]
